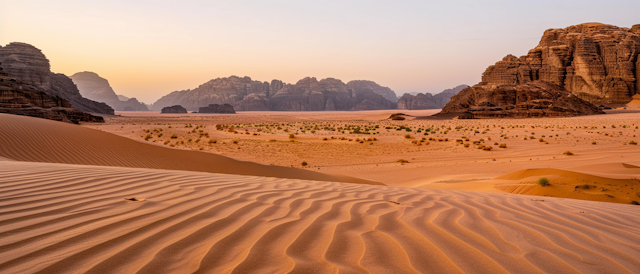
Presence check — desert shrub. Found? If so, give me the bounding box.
[170,134,178,139]
[537,177,550,186]
[482,146,493,151]
[144,134,152,141]
[563,151,574,156]
[499,143,507,148]
[301,161,308,167]
[232,140,239,144]
[397,159,409,164]
[631,200,639,205]
[592,141,597,145]
[404,134,411,139]
[208,139,217,144]
[464,143,470,147]
[322,137,328,141]
[289,134,295,139]
[630,141,638,145]
[576,184,591,189]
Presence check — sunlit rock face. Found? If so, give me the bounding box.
[481,23,640,104]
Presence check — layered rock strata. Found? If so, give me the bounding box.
[0,62,104,123]
[0,42,113,115]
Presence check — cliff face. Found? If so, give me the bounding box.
[0,43,114,115]
[397,85,469,110]
[438,23,638,118]
[152,76,397,111]
[70,71,149,111]
[0,62,105,123]
[481,23,640,104]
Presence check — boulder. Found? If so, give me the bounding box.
[198,104,236,113]
[161,105,187,113]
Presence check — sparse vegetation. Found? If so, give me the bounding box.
[537,177,550,187]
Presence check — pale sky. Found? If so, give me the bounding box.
[1,0,638,103]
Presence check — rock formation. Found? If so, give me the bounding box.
[477,23,640,104]
[151,76,397,111]
[0,42,114,115]
[70,71,149,111]
[397,85,469,110]
[438,81,604,118]
[0,62,104,123]
[161,105,187,113]
[197,104,236,113]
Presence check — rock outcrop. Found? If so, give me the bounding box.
[0,62,104,123]
[0,43,114,115]
[151,76,397,111]
[197,104,236,113]
[478,23,640,104]
[438,81,604,118]
[397,85,469,110]
[161,105,187,113]
[70,71,149,111]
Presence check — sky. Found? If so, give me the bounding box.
[1,0,638,104]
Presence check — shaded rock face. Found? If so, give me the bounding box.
[198,104,235,113]
[347,80,398,103]
[0,62,104,123]
[161,105,187,113]
[0,43,114,115]
[397,85,469,110]
[480,23,640,104]
[439,81,604,118]
[152,76,397,111]
[70,71,149,111]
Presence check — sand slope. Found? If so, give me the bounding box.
[1,161,639,274]
[0,113,377,185]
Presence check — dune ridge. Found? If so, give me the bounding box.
[0,113,377,185]
[1,161,639,273]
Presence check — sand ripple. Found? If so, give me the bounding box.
[1,161,639,274]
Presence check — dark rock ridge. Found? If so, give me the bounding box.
[198,104,235,114]
[476,23,640,105]
[0,43,114,115]
[397,85,469,110]
[161,105,187,113]
[0,62,104,123]
[151,76,397,111]
[70,71,149,111]
[438,81,604,118]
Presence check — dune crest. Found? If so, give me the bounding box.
[0,113,377,185]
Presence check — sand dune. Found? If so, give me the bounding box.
[1,161,639,273]
[0,114,377,185]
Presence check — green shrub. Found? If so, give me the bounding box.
[537,177,550,187]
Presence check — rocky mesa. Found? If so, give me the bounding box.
[151,76,398,111]
[439,23,639,118]
[397,85,469,110]
[0,42,114,115]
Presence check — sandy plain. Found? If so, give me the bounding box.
[1,108,640,273]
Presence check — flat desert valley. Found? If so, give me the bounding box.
[2,108,640,273]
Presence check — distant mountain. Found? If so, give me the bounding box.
[117,95,130,101]
[397,85,469,110]
[70,72,148,111]
[151,76,397,111]
[0,42,113,115]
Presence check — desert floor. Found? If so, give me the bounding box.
[1,110,640,273]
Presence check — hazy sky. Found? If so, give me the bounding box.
[1,0,638,103]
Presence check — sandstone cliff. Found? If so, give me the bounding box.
[152,76,397,111]
[397,85,469,110]
[0,43,114,115]
[480,23,640,104]
[0,62,105,123]
[70,71,149,111]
